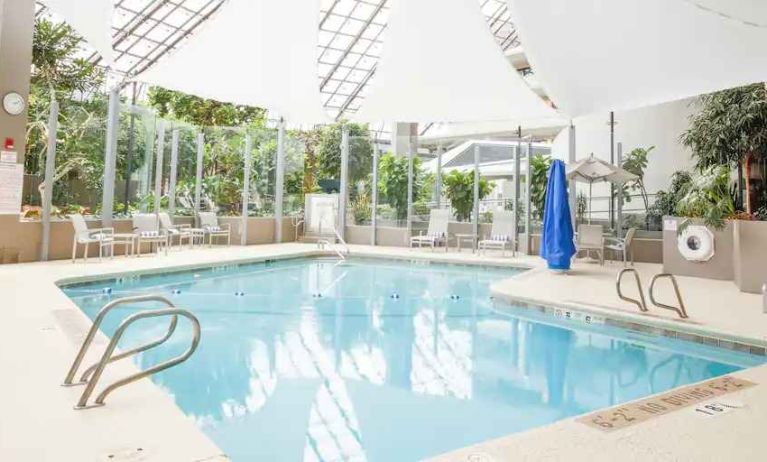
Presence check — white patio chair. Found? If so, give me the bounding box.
[132,213,168,256]
[605,227,637,266]
[70,214,114,263]
[198,212,231,246]
[410,209,449,251]
[576,224,605,265]
[478,210,516,257]
[158,212,193,249]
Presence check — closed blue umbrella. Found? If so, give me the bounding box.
[540,160,576,271]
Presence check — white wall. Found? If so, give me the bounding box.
[552,98,697,217]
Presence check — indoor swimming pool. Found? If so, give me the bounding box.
[60,257,766,462]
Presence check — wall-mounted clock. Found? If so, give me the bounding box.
[3,92,26,116]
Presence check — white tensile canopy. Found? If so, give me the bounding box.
[354,0,561,124]
[508,0,767,118]
[135,0,330,124]
[43,0,113,63]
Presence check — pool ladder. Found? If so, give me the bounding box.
[317,225,350,260]
[616,269,689,319]
[62,294,201,409]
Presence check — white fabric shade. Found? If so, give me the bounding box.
[509,0,767,117]
[43,0,113,64]
[567,154,637,185]
[136,0,330,124]
[354,0,559,124]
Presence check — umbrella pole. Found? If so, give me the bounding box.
[588,182,593,224]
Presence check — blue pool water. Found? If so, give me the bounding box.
[61,257,765,462]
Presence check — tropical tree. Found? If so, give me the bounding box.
[442,170,491,221]
[621,146,653,213]
[529,155,552,220]
[676,166,735,231]
[681,83,767,215]
[317,122,373,182]
[377,153,424,220]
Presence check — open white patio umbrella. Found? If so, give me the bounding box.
[566,154,637,224]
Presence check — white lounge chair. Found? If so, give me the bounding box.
[158,212,193,249]
[70,214,114,263]
[478,211,516,257]
[198,212,231,246]
[605,227,637,266]
[410,209,449,251]
[576,224,604,265]
[132,213,168,256]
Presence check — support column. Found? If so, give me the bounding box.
[0,0,34,170]
[472,144,480,249]
[616,142,624,239]
[153,119,166,216]
[193,132,204,219]
[513,126,522,251]
[371,142,379,245]
[168,128,179,215]
[525,140,533,255]
[274,120,286,242]
[434,144,443,208]
[123,83,137,207]
[40,98,58,261]
[101,87,120,227]
[568,123,577,227]
[609,111,616,231]
[338,125,349,240]
[240,134,252,245]
[406,140,414,243]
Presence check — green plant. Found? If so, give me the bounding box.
[529,155,552,220]
[351,190,372,225]
[576,192,587,224]
[676,166,735,231]
[647,170,693,229]
[317,122,373,182]
[442,170,491,221]
[681,83,767,215]
[621,146,654,212]
[377,153,424,220]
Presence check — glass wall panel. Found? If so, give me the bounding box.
[283,130,307,218]
[375,146,408,231]
[411,150,436,234]
[115,105,156,217]
[203,127,247,216]
[172,126,199,216]
[247,127,276,217]
[346,135,374,228]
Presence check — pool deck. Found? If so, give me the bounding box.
[1,242,765,461]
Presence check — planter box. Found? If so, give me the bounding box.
[662,216,734,280]
[733,220,767,294]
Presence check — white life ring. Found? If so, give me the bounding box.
[677,225,715,262]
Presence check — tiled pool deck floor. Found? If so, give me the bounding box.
[1,243,765,461]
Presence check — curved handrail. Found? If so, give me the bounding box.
[649,273,689,319]
[63,294,177,386]
[616,268,648,313]
[76,308,201,409]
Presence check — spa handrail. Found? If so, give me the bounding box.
[75,307,200,409]
[616,268,648,313]
[63,294,178,386]
[649,273,689,319]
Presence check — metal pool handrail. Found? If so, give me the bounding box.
[649,273,689,319]
[616,268,648,313]
[63,294,178,386]
[75,307,201,409]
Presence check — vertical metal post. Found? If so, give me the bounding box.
[472,144,480,249]
[153,119,166,216]
[406,140,414,243]
[434,144,443,208]
[101,87,120,227]
[40,98,59,261]
[513,126,522,251]
[124,83,137,207]
[194,132,204,219]
[338,125,349,240]
[371,142,379,246]
[568,123,577,227]
[525,140,533,255]
[240,134,253,245]
[609,111,616,231]
[168,128,179,215]
[274,120,286,243]
[616,142,624,239]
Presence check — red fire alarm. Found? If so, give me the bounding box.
[4,138,13,150]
